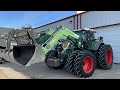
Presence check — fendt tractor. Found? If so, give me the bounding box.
[0,25,113,78]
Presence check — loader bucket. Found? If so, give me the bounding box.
[9,44,45,66]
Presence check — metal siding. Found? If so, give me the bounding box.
[81,11,120,28]
[95,25,120,63]
[78,14,81,29]
[73,16,76,30]
[34,17,74,33]
[73,15,81,30]
[74,16,77,30]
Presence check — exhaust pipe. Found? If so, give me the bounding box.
[8,44,45,66]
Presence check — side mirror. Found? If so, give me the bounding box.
[97,36,103,40]
[100,36,103,40]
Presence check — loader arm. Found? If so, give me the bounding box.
[6,25,80,66]
[40,25,80,54]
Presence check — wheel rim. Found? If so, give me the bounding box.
[83,56,93,73]
[106,49,112,65]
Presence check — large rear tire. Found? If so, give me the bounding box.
[97,44,113,69]
[74,50,96,78]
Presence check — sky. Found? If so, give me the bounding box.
[0,11,77,29]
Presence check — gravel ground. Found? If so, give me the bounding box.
[0,62,119,79]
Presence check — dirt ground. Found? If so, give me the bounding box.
[0,62,119,79]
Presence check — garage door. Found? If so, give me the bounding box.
[94,24,120,63]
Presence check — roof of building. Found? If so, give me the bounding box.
[0,27,12,34]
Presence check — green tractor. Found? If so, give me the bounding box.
[2,25,113,78]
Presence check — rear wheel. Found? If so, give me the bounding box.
[74,50,96,78]
[97,44,113,69]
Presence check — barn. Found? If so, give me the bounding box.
[34,11,120,64]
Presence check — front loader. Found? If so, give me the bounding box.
[0,25,113,78]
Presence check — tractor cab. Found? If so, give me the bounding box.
[80,28,96,40]
[74,28,96,49]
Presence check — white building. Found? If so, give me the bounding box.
[34,11,120,63]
